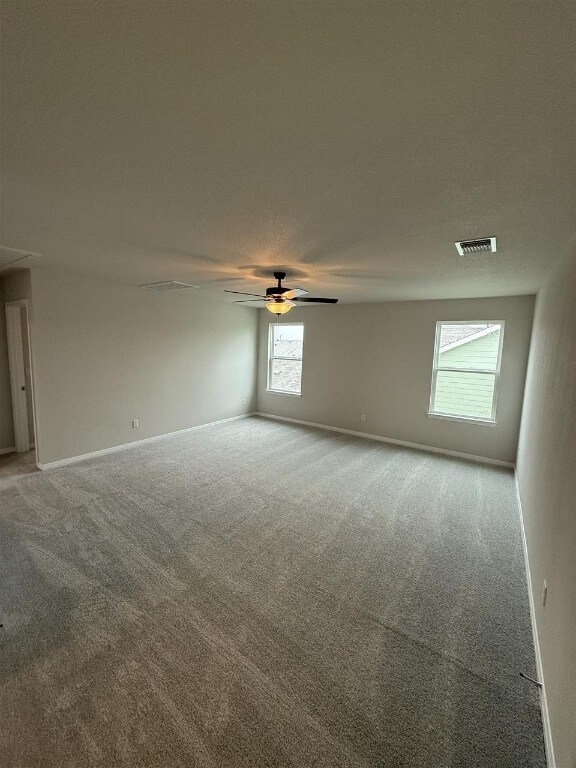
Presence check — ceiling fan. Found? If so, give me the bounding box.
[225,271,338,316]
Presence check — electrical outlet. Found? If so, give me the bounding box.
[132,419,139,428]
[360,414,366,422]
[242,398,246,405]
[542,580,548,607]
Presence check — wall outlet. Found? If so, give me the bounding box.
[242,398,246,405]
[360,414,366,422]
[132,419,139,428]
[542,580,548,607]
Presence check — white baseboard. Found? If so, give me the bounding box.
[37,413,256,470]
[255,412,515,468]
[514,472,555,768]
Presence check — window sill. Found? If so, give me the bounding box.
[266,389,302,397]
[427,412,497,426]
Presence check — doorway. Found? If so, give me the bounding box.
[2,300,37,478]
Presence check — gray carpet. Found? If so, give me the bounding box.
[0,416,545,767]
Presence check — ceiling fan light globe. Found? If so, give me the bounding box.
[265,302,292,316]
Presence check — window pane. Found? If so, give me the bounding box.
[438,324,501,371]
[270,359,302,393]
[432,370,496,419]
[273,324,303,359]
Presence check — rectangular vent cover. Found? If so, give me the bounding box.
[140,281,198,291]
[455,237,497,255]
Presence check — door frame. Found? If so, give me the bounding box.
[5,300,37,454]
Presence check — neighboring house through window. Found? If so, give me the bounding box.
[429,322,504,423]
[267,323,304,395]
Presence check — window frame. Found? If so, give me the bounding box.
[428,320,505,425]
[266,322,304,397]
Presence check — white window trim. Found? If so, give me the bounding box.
[267,322,304,396]
[427,412,498,427]
[428,320,505,425]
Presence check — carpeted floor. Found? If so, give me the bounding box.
[0,416,545,767]
[0,448,38,479]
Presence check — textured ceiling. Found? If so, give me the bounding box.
[1,0,575,303]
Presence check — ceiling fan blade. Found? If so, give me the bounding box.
[293,297,338,303]
[224,290,266,297]
[233,299,268,303]
[283,288,308,299]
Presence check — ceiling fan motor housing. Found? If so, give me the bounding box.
[266,286,288,297]
[267,271,288,297]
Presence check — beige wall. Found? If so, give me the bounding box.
[31,268,258,465]
[516,247,576,768]
[257,295,535,463]
[3,268,32,303]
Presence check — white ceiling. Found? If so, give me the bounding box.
[1,0,575,303]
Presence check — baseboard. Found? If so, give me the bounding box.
[514,472,555,768]
[255,413,515,468]
[37,413,256,470]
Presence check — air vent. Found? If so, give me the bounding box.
[455,237,497,256]
[140,281,198,291]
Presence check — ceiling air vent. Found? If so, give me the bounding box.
[140,281,198,291]
[455,237,497,256]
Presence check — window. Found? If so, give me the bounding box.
[267,322,304,395]
[429,322,504,423]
